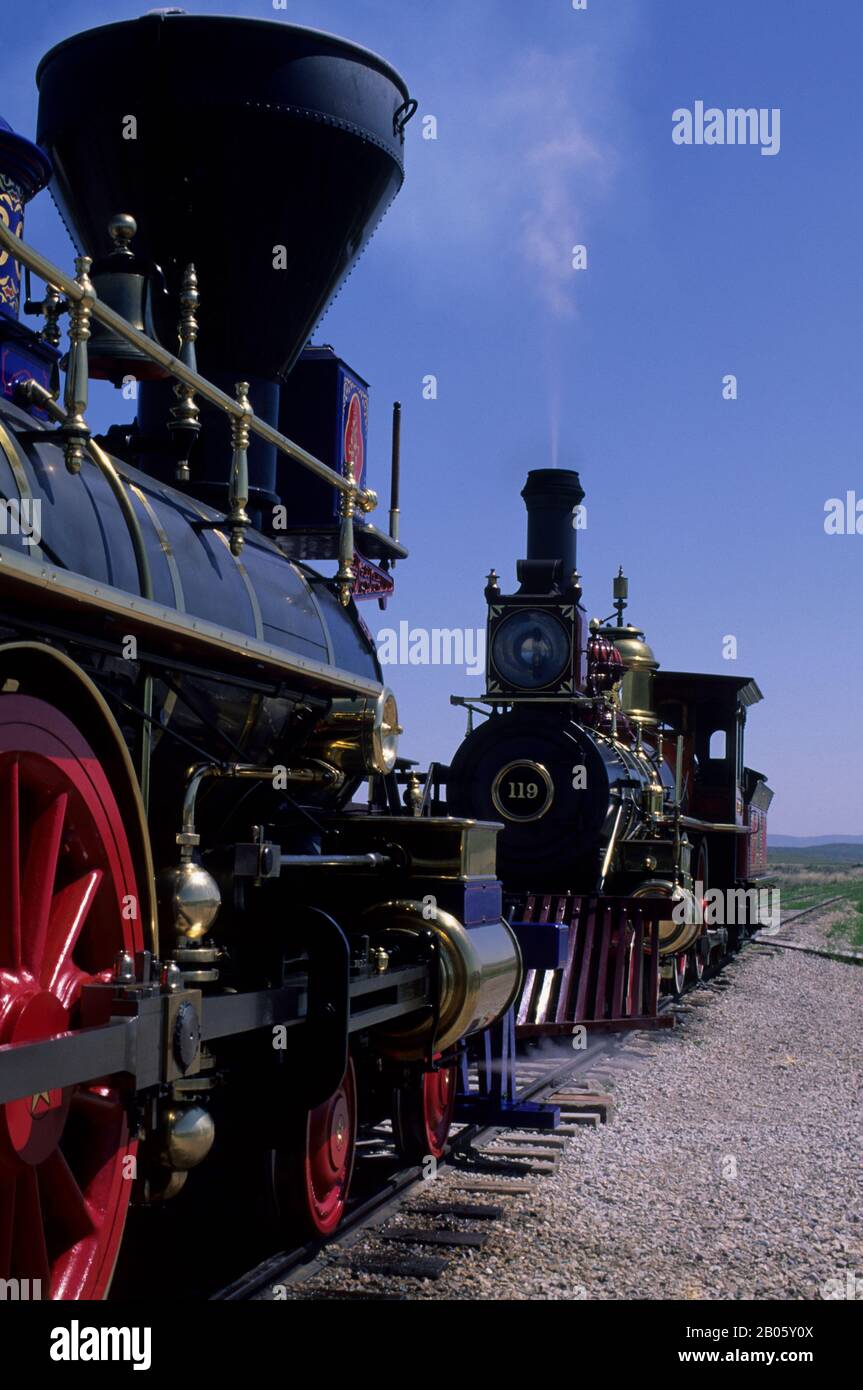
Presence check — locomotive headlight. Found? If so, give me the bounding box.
[492,609,570,690]
[308,685,402,776]
[374,687,401,774]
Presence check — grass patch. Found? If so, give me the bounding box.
[766,847,863,949]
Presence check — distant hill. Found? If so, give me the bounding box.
[769,835,863,847]
[768,842,863,867]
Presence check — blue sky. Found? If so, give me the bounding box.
[2,0,861,834]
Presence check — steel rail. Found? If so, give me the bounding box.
[211,1033,630,1302]
[210,902,833,1303]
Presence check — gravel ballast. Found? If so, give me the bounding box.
[273,903,863,1301]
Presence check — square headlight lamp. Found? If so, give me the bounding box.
[486,603,577,696]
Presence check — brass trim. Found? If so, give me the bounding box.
[180,495,265,751]
[363,900,522,1060]
[86,440,154,602]
[128,483,183,743]
[0,223,378,604]
[213,529,263,750]
[128,483,186,610]
[177,490,264,642]
[292,564,335,667]
[0,417,44,561]
[0,545,384,700]
[13,385,155,607]
[212,528,263,641]
[491,759,554,823]
[0,639,158,955]
[676,814,749,836]
[630,880,698,956]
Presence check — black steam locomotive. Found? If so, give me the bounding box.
[0,13,522,1299]
[446,470,773,1023]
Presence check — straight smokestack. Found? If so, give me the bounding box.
[520,469,585,581]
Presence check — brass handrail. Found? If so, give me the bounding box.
[0,220,376,602]
[20,381,154,602]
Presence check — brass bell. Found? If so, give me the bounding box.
[88,213,169,385]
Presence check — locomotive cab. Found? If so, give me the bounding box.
[655,671,773,891]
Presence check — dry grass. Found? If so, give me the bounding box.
[767,854,863,948]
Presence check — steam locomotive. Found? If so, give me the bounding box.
[0,13,522,1299]
[446,469,773,1025]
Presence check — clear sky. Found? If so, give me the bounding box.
[2,0,861,835]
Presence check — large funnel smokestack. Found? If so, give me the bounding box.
[36,14,411,385]
[519,469,585,587]
[36,12,411,509]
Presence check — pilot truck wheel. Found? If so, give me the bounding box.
[391,1057,458,1163]
[273,1058,358,1240]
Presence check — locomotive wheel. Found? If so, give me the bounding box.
[670,953,687,997]
[688,945,706,984]
[691,838,710,974]
[391,1058,458,1162]
[624,931,638,1014]
[274,1059,357,1240]
[0,695,143,1299]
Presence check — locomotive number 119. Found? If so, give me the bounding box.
[491,761,554,823]
[508,781,539,800]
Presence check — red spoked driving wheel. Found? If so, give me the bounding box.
[392,1056,458,1162]
[0,695,143,1299]
[275,1059,357,1239]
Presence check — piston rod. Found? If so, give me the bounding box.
[279,852,391,870]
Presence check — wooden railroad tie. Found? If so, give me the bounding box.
[549,1090,614,1123]
[450,1180,536,1196]
[380,1228,489,1249]
[468,1156,557,1176]
[291,1289,408,1301]
[457,1149,557,1176]
[337,1253,448,1280]
[495,1133,567,1150]
[409,1203,503,1220]
[481,1146,561,1162]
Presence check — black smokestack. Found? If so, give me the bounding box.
[519,469,585,589]
[36,13,411,504]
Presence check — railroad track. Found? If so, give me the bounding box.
[765,895,846,927]
[212,1020,665,1301]
[212,900,843,1302]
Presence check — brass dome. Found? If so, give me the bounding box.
[607,625,659,724]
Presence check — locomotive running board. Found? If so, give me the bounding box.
[510,894,674,1038]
